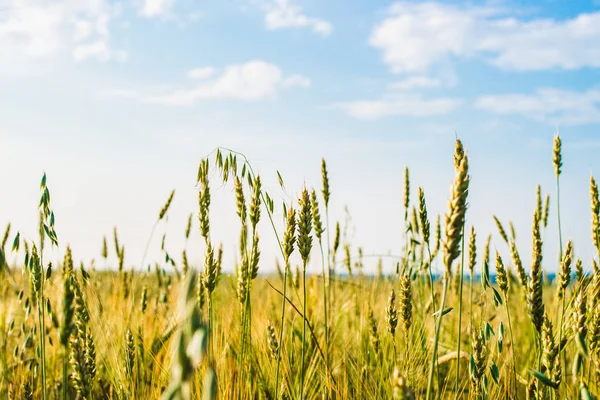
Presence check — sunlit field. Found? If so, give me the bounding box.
[1,137,600,400]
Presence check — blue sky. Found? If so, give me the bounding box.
[1,0,600,274]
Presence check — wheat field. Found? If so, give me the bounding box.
[1,136,599,399]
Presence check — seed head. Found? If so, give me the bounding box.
[443,152,470,277]
[297,188,313,264]
[542,194,550,228]
[385,289,398,336]
[367,308,380,354]
[282,208,296,262]
[542,315,561,386]
[495,251,509,294]
[527,212,544,333]
[321,158,331,208]
[249,176,262,229]
[573,288,587,339]
[59,272,74,347]
[591,176,600,251]
[101,236,108,260]
[418,187,430,247]
[493,216,509,244]
[266,320,279,360]
[63,245,74,276]
[159,190,175,220]
[535,185,542,222]
[468,226,477,273]
[398,274,412,334]
[509,240,527,288]
[558,240,573,299]
[553,134,562,177]
[403,167,410,221]
[141,285,148,314]
[310,189,324,241]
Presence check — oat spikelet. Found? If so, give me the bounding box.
[527,211,544,334]
[558,240,573,299]
[443,152,470,277]
[385,289,398,336]
[553,134,562,177]
[398,275,412,334]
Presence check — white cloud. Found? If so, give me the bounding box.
[73,41,127,62]
[264,0,333,36]
[187,67,216,80]
[0,0,125,70]
[141,0,175,17]
[74,20,93,42]
[370,2,600,73]
[282,74,311,88]
[390,76,441,90]
[336,95,462,120]
[137,61,310,106]
[474,88,600,125]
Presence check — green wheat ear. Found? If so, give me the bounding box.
[553,134,562,177]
